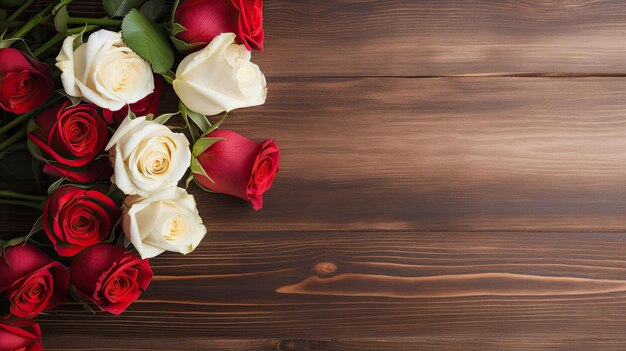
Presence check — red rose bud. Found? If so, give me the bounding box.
[175,0,264,51]
[102,74,164,125]
[0,48,54,114]
[70,244,153,315]
[44,185,122,257]
[0,320,43,351]
[0,243,69,319]
[192,130,279,210]
[27,101,112,182]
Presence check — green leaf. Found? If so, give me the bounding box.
[127,108,136,120]
[170,22,185,36]
[47,176,66,196]
[170,34,204,52]
[160,70,175,84]
[178,101,200,141]
[139,0,166,22]
[200,113,228,138]
[186,109,211,133]
[24,215,43,243]
[190,156,213,184]
[192,137,223,158]
[104,0,144,18]
[55,89,81,106]
[153,112,179,125]
[122,9,174,74]
[27,139,49,163]
[54,6,69,33]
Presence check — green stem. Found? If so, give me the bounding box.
[0,95,64,136]
[0,190,46,202]
[9,2,55,39]
[0,129,25,154]
[66,17,121,26]
[32,24,99,58]
[6,0,37,22]
[8,0,75,39]
[0,198,43,210]
[0,111,34,136]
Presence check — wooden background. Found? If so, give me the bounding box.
[5,0,626,349]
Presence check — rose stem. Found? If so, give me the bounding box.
[66,17,122,26]
[0,128,25,154]
[6,0,37,23]
[32,24,99,58]
[0,199,42,210]
[0,95,64,136]
[9,0,75,39]
[0,190,46,202]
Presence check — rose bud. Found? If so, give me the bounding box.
[27,101,112,183]
[70,244,153,315]
[0,320,43,351]
[173,33,266,116]
[174,0,264,52]
[105,116,191,197]
[102,74,164,125]
[192,129,279,210]
[44,185,122,257]
[123,187,207,259]
[0,243,70,319]
[0,48,54,114]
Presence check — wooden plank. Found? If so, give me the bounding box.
[49,0,626,77]
[255,0,626,76]
[36,231,626,343]
[5,77,626,233]
[155,77,626,232]
[40,336,626,351]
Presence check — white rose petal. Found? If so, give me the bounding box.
[56,29,154,111]
[106,116,191,196]
[123,188,207,259]
[173,32,267,116]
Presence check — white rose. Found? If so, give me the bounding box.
[173,32,267,116]
[123,187,207,259]
[56,29,154,111]
[106,116,191,196]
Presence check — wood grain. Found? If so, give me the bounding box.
[158,77,626,232]
[256,0,626,76]
[47,0,626,77]
[4,0,626,349]
[6,77,626,232]
[38,336,626,351]
[35,231,626,344]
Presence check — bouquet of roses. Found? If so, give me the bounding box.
[0,0,278,349]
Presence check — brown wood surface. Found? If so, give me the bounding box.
[4,0,626,350]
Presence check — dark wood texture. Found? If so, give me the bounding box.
[4,0,626,350]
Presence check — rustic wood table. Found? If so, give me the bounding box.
[5,0,626,349]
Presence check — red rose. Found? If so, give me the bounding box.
[175,0,264,51]
[70,245,153,315]
[0,244,69,319]
[0,320,43,351]
[102,75,164,125]
[27,101,112,182]
[0,48,53,114]
[44,185,122,257]
[193,130,279,210]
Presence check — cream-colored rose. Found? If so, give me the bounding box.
[123,187,207,259]
[56,29,154,111]
[105,116,191,196]
[173,32,266,116]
